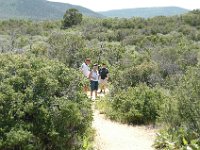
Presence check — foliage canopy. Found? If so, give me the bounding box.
[63,8,83,28]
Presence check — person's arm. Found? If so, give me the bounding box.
[89,71,92,80]
[106,69,109,80]
[106,73,109,80]
[98,75,101,80]
[98,71,101,80]
[80,64,83,72]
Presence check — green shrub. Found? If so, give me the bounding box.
[154,127,200,150]
[177,67,200,133]
[0,54,92,150]
[102,84,166,124]
[158,67,200,131]
[155,66,200,149]
[110,60,158,93]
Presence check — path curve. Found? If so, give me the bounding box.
[92,108,156,150]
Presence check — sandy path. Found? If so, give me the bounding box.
[92,108,157,150]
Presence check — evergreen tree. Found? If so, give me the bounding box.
[62,8,83,28]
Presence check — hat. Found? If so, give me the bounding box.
[86,58,90,61]
[93,63,98,66]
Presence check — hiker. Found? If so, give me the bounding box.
[80,58,91,92]
[99,63,109,94]
[89,63,99,99]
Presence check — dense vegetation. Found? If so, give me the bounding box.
[0,9,200,149]
[0,54,92,149]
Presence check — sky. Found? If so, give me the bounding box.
[48,0,200,11]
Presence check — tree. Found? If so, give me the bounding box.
[62,8,83,28]
[48,32,85,67]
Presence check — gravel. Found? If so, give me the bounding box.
[92,109,157,150]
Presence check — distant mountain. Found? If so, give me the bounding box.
[99,7,189,18]
[0,0,103,20]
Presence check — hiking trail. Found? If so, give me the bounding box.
[91,92,157,150]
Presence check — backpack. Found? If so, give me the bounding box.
[99,68,108,79]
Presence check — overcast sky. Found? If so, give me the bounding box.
[48,0,200,11]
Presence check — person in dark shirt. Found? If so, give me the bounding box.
[99,63,109,94]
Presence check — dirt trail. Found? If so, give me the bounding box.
[92,108,157,150]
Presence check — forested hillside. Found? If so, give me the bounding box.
[99,7,189,18]
[0,9,200,149]
[0,0,103,19]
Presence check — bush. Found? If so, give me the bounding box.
[0,54,92,150]
[155,66,200,149]
[177,67,200,133]
[154,127,200,150]
[101,84,166,124]
[110,60,158,91]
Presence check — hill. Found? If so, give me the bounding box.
[99,7,189,18]
[0,0,103,20]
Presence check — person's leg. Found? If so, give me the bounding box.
[101,80,106,94]
[95,90,97,98]
[90,90,93,98]
[90,81,94,98]
[104,83,107,93]
[102,83,105,93]
[99,79,103,93]
[98,79,101,93]
[95,81,98,99]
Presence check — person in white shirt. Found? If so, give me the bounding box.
[81,58,91,78]
[80,58,91,92]
[89,63,99,99]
